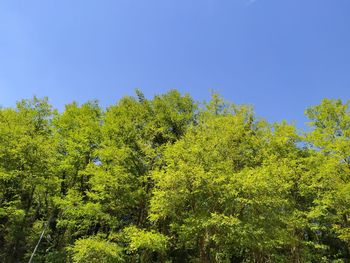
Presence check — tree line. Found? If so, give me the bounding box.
[0,90,349,262]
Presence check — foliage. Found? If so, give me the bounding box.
[0,92,349,262]
[71,237,124,263]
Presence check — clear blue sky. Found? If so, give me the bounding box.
[1,0,350,126]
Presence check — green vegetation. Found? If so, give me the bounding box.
[0,90,350,262]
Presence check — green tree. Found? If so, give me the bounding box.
[0,97,58,261]
[304,99,350,260]
[1,92,349,262]
[51,101,103,258]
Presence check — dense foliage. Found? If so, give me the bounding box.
[0,90,349,262]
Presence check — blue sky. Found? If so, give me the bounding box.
[1,0,350,126]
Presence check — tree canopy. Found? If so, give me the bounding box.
[0,91,349,262]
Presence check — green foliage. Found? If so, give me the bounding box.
[71,237,124,263]
[122,226,169,262]
[0,92,349,262]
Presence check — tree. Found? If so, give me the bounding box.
[304,99,350,260]
[0,97,58,262]
[1,93,349,262]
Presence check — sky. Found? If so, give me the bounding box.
[1,0,350,127]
